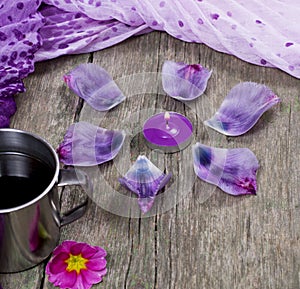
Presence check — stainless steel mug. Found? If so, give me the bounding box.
[0,128,89,273]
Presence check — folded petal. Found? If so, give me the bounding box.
[162,60,212,101]
[57,121,125,166]
[119,155,171,213]
[204,82,280,136]
[64,63,125,111]
[193,143,259,196]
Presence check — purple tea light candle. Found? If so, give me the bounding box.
[142,112,193,153]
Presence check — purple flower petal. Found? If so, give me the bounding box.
[64,63,125,111]
[204,82,281,136]
[162,61,212,101]
[193,143,259,196]
[57,121,125,166]
[119,155,172,213]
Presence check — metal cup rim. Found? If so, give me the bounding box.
[0,128,60,214]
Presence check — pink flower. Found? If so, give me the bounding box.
[46,240,107,289]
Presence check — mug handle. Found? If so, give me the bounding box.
[57,168,90,227]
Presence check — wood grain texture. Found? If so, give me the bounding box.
[1,31,299,289]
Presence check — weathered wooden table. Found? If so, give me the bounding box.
[1,31,299,289]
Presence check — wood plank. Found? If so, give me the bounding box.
[1,31,299,289]
[0,54,90,289]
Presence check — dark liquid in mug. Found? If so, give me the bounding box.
[0,153,54,210]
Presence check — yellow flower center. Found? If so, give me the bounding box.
[65,253,88,274]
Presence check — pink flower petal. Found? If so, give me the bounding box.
[75,274,93,289]
[86,258,107,271]
[47,252,69,274]
[90,246,107,258]
[47,269,77,289]
[70,242,93,256]
[81,268,107,285]
[53,240,77,255]
[80,247,101,260]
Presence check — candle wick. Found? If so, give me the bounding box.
[164,112,171,129]
[166,121,170,130]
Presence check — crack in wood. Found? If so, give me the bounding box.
[154,214,158,289]
[124,219,133,289]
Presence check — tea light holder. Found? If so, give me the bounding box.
[142,112,193,153]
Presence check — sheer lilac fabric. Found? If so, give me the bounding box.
[2,1,299,127]
[0,0,44,127]
[38,0,300,79]
[36,4,149,61]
